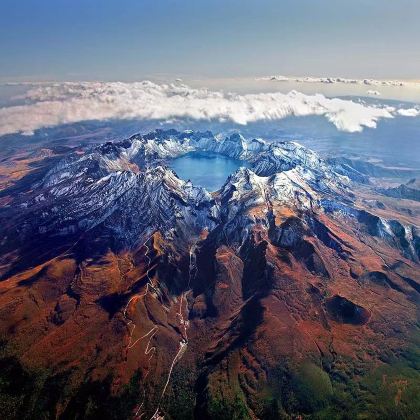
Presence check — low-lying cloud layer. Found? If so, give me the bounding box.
[0,81,418,137]
[259,75,413,87]
[397,108,420,117]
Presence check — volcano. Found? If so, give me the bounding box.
[0,129,419,419]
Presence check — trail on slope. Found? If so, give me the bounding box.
[120,235,161,418]
[149,240,199,420]
[123,236,155,350]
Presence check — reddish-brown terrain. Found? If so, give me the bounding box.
[0,131,419,419]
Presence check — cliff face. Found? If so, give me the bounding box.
[0,129,419,419]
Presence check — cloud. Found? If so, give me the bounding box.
[367,90,381,96]
[259,75,410,87]
[397,108,420,117]
[0,81,414,137]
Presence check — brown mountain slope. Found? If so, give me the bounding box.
[0,200,419,419]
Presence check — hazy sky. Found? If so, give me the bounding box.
[1,0,419,81]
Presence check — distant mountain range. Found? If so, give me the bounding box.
[379,178,420,202]
[0,129,419,419]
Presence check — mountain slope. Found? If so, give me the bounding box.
[0,129,419,419]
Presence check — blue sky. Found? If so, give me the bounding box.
[1,0,419,81]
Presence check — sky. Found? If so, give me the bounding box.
[1,0,420,82]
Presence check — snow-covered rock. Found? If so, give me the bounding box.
[13,128,416,260]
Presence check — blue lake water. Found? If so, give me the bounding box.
[168,152,250,191]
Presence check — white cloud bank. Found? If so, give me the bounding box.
[397,108,420,117]
[258,75,412,87]
[0,81,417,137]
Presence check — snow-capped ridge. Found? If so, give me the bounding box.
[9,128,419,262]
